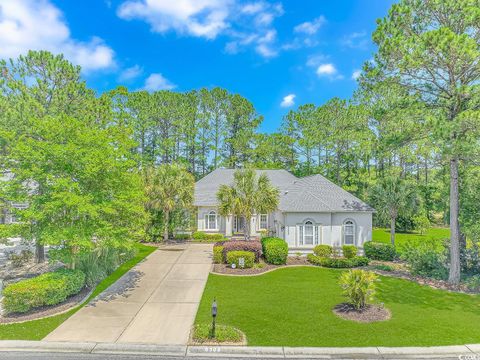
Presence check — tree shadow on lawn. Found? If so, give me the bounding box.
[88,270,144,305]
[377,276,480,313]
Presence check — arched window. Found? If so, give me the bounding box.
[205,210,217,230]
[299,220,319,246]
[343,220,355,245]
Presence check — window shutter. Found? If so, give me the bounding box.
[315,225,321,244]
[299,225,303,245]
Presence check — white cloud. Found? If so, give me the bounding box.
[351,69,361,80]
[119,65,143,81]
[118,0,283,59]
[294,16,325,35]
[144,73,176,91]
[280,94,295,108]
[316,63,336,75]
[341,31,369,50]
[315,63,344,80]
[0,0,115,72]
[117,0,232,40]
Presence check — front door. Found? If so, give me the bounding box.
[233,216,246,233]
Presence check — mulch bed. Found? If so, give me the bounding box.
[0,286,92,324]
[333,303,391,323]
[213,256,311,275]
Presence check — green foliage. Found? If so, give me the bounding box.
[307,254,369,268]
[8,250,33,267]
[192,323,243,343]
[3,269,85,314]
[192,231,225,241]
[465,275,480,292]
[373,264,394,272]
[339,269,378,310]
[364,242,396,261]
[217,169,279,240]
[263,238,288,265]
[313,244,333,258]
[174,233,191,240]
[413,213,430,235]
[226,251,255,269]
[342,245,357,259]
[144,164,194,242]
[213,245,224,264]
[401,240,448,280]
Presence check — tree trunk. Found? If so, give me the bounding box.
[243,215,250,241]
[390,216,396,246]
[163,210,170,242]
[36,242,45,263]
[448,157,461,284]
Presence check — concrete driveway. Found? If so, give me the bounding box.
[44,243,213,345]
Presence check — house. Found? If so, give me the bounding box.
[194,169,374,251]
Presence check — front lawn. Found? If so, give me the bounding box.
[0,243,156,340]
[373,227,450,252]
[195,267,480,347]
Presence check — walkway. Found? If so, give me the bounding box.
[44,243,212,345]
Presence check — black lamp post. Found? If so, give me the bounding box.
[211,298,217,339]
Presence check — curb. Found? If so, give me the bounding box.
[0,341,478,358]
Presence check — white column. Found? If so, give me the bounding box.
[225,215,233,236]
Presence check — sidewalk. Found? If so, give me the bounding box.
[44,244,212,345]
[0,340,479,359]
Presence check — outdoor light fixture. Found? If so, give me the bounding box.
[211,298,218,338]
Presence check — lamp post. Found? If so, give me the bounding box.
[211,298,217,339]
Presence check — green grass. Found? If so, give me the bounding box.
[195,267,480,347]
[0,243,156,340]
[373,227,450,252]
[192,323,243,343]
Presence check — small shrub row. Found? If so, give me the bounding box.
[313,244,333,257]
[226,251,255,268]
[313,244,358,259]
[307,254,369,268]
[3,268,86,314]
[174,233,191,240]
[363,242,396,261]
[192,231,225,241]
[261,237,288,265]
[222,240,262,262]
[213,245,224,264]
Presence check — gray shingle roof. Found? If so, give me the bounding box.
[194,169,373,212]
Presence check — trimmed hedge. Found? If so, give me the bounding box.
[263,237,288,265]
[3,268,86,314]
[192,231,225,241]
[222,240,262,262]
[213,245,224,264]
[226,251,255,268]
[313,244,333,257]
[307,254,369,268]
[342,245,358,259]
[364,241,396,261]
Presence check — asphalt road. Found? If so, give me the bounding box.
[0,352,466,360]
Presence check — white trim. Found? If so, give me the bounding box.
[205,210,218,230]
[259,214,268,230]
[296,219,320,247]
[343,219,356,245]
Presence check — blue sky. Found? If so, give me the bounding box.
[0,0,395,132]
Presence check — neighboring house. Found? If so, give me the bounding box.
[194,169,374,251]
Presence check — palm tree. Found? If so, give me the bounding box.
[370,176,418,246]
[217,169,279,240]
[144,164,194,242]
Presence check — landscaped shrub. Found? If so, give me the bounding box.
[174,233,191,240]
[192,231,225,241]
[260,237,277,254]
[263,238,288,265]
[339,269,378,309]
[222,240,262,262]
[226,251,255,268]
[313,244,333,258]
[192,323,243,343]
[342,245,357,259]
[307,254,369,268]
[363,242,396,261]
[465,275,480,292]
[401,240,448,279]
[2,268,86,314]
[373,264,394,272]
[213,245,224,264]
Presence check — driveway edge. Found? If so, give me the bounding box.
[0,341,478,358]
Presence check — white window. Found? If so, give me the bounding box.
[344,220,355,245]
[298,220,319,246]
[259,214,267,229]
[205,211,218,230]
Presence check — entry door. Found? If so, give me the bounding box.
[234,216,246,233]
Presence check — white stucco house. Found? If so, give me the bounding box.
[194,169,374,251]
